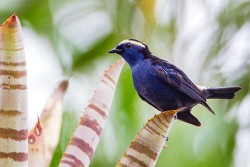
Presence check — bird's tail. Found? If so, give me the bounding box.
[177,86,241,126]
[204,87,241,99]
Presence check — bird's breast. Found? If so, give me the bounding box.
[132,62,152,93]
[132,63,166,100]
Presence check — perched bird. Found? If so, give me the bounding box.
[108,39,241,126]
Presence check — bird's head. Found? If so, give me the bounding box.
[108,39,152,67]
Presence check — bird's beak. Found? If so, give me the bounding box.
[108,47,122,54]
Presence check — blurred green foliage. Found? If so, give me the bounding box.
[1,0,249,166]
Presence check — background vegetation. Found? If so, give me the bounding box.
[1,0,249,166]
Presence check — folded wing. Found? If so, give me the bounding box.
[152,61,214,114]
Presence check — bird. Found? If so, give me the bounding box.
[108,39,241,126]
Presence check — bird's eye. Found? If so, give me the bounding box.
[125,43,132,49]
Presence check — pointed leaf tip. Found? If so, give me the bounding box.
[108,58,125,69]
[28,117,44,144]
[58,79,69,92]
[165,107,187,116]
[35,117,43,136]
[1,13,19,28]
[11,13,17,19]
[28,117,45,167]
[115,58,125,66]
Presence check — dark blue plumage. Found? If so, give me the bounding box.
[109,39,241,126]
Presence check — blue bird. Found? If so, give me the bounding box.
[109,39,241,126]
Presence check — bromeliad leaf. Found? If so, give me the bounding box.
[40,80,69,167]
[117,108,185,167]
[59,59,125,167]
[0,14,28,166]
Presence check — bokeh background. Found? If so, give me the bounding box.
[1,0,250,166]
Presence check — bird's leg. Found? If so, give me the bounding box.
[174,101,184,120]
[174,114,178,120]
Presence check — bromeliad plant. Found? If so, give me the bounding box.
[0,14,181,167]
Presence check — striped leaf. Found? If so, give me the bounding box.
[28,118,44,167]
[0,14,28,166]
[117,108,185,167]
[40,80,69,167]
[59,59,125,167]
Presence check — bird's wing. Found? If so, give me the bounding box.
[151,62,214,114]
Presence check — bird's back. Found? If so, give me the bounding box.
[132,58,197,111]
